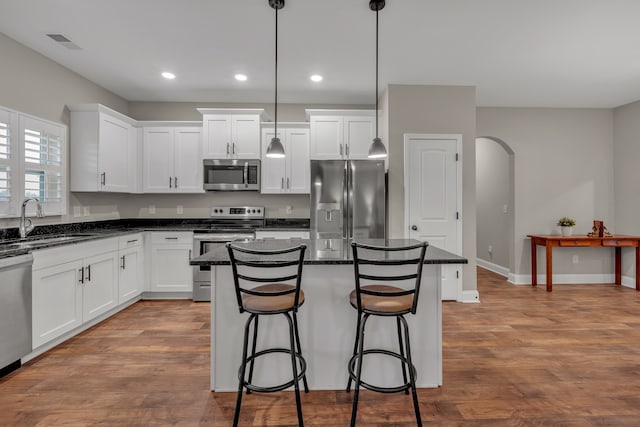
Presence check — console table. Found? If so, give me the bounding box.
[527,235,640,292]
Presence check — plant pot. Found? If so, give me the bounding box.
[561,226,573,237]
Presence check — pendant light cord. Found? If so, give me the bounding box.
[375,6,379,139]
[274,6,278,136]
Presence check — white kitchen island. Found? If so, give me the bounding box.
[190,238,467,392]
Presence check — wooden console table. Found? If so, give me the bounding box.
[527,235,640,292]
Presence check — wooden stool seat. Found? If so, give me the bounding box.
[243,284,305,312]
[349,285,413,313]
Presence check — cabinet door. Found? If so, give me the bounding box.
[286,129,310,193]
[32,260,83,348]
[150,244,193,292]
[174,127,203,193]
[203,115,231,158]
[143,127,173,192]
[83,251,118,322]
[309,116,343,159]
[98,113,131,192]
[344,116,375,159]
[232,115,261,158]
[118,246,143,303]
[260,128,286,194]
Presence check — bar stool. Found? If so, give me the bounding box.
[346,240,429,427]
[226,242,309,427]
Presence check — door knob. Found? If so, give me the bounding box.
[411,225,418,231]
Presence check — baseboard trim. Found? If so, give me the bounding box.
[476,258,509,278]
[510,273,617,285]
[460,290,480,303]
[141,291,192,300]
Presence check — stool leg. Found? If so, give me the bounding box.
[400,315,422,426]
[396,316,409,395]
[292,312,309,393]
[246,315,260,395]
[346,312,362,392]
[350,313,370,427]
[233,313,256,427]
[285,312,304,427]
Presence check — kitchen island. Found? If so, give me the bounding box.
[191,238,467,392]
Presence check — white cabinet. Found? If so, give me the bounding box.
[198,109,264,159]
[307,110,375,160]
[69,104,139,192]
[261,124,310,194]
[32,238,119,348]
[149,232,193,293]
[143,125,203,193]
[118,234,144,303]
[255,230,310,239]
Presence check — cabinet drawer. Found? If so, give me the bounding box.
[150,232,193,245]
[602,239,637,247]
[118,233,143,250]
[33,237,118,270]
[558,239,595,247]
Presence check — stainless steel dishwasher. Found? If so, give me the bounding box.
[0,253,33,376]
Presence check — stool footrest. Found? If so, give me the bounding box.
[239,348,307,393]
[348,349,417,394]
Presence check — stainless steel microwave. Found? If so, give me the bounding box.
[203,159,260,191]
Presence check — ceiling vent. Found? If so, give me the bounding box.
[46,34,81,50]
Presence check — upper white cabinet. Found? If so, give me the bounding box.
[261,124,310,194]
[307,110,375,160]
[69,104,139,193]
[198,109,264,159]
[142,124,203,193]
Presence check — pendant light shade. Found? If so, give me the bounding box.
[368,0,388,159]
[266,0,286,158]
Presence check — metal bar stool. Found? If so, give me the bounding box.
[226,242,309,427]
[346,240,429,427]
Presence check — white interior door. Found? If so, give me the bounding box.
[405,134,462,301]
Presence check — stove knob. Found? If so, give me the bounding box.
[214,209,219,214]
[252,209,256,213]
[257,209,261,213]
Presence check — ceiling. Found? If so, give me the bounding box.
[2,0,640,108]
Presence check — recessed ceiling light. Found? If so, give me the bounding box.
[161,72,176,80]
[310,74,323,82]
[235,74,248,81]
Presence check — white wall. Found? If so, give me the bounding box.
[476,137,511,270]
[477,108,615,280]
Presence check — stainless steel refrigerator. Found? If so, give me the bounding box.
[310,160,386,240]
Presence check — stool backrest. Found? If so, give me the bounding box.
[226,243,307,313]
[351,241,428,314]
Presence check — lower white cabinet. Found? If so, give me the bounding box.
[118,234,144,303]
[149,232,193,293]
[32,238,119,348]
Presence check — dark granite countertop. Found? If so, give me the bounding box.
[190,238,468,265]
[0,218,310,260]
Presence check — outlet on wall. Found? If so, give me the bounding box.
[83,206,90,217]
[286,205,292,215]
[73,206,82,218]
[177,205,183,214]
[149,205,156,215]
[572,255,579,264]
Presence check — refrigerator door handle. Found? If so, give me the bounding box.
[343,162,349,239]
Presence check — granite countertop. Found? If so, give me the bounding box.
[190,238,468,265]
[0,218,310,259]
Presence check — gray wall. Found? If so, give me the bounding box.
[477,108,615,280]
[613,100,640,278]
[386,84,477,292]
[476,137,511,269]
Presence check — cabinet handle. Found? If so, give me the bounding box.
[78,267,84,284]
[169,177,172,188]
[281,177,284,189]
[121,255,126,270]
[287,177,290,189]
[86,264,91,282]
[165,237,178,240]
[346,144,349,156]
[189,249,192,259]
[233,143,236,155]
[101,172,106,186]
[174,176,178,188]
[340,144,343,155]
[127,239,138,244]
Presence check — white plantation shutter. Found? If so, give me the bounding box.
[20,115,66,215]
[0,108,18,216]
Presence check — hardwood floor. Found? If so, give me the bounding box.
[2,268,640,426]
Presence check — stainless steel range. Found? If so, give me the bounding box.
[192,206,264,302]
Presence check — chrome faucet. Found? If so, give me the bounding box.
[19,198,44,238]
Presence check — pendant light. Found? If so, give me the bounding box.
[266,0,286,158]
[368,0,388,159]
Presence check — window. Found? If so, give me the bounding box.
[0,105,66,217]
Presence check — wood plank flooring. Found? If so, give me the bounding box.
[2,268,640,426]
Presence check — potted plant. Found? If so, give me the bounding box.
[557,217,576,236]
